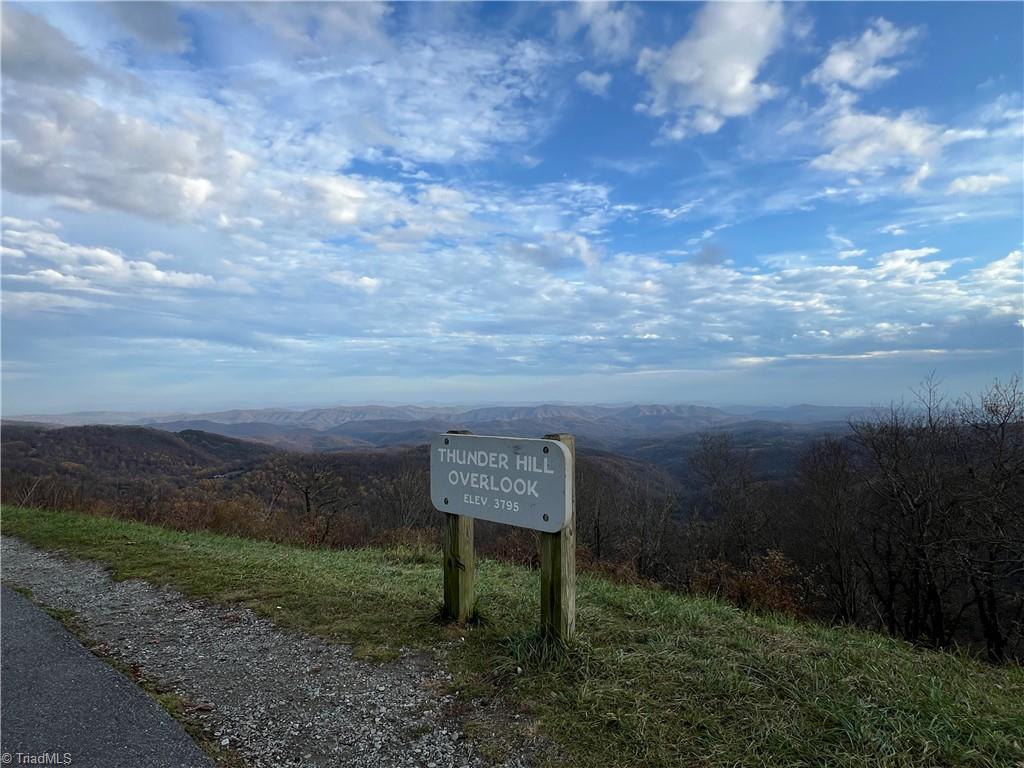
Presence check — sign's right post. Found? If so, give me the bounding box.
[540,433,576,643]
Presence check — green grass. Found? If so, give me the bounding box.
[3,506,1022,768]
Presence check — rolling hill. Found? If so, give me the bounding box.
[5,402,856,486]
[151,420,375,453]
[1,423,279,480]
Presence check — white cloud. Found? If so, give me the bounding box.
[808,18,919,90]
[827,230,865,260]
[1,88,237,220]
[1,218,215,293]
[636,1,785,139]
[257,35,561,167]
[971,249,1022,284]
[3,206,1018,395]
[7,269,98,291]
[215,214,263,232]
[826,229,854,248]
[977,93,1024,136]
[556,2,636,60]
[946,174,1011,195]
[576,70,612,97]
[111,260,215,288]
[963,250,1023,319]
[806,28,1007,196]
[510,231,600,270]
[2,291,109,315]
[2,17,564,229]
[810,110,943,174]
[0,6,100,86]
[326,271,383,294]
[735,349,971,367]
[647,199,702,220]
[239,2,391,56]
[306,175,387,227]
[902,161,932,192]
[875,247,950,281]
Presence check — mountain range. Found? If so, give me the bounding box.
[6,403,877,468]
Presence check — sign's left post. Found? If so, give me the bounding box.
[441,431,475,622]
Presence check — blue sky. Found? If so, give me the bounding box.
[2,1,1022,414]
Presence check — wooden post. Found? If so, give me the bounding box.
[442,430,475,622]
[540,433,576,642]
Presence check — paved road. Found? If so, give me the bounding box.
[1,586,213,768]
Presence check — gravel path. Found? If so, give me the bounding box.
[1,537,537,768]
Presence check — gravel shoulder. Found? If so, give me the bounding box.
[1,536,536,768]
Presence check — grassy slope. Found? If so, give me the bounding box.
[2,506,1021,768]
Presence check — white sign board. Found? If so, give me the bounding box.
[430,433,572,533]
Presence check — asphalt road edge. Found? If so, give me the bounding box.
[6,584,246,768]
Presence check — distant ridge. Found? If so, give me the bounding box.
[4,411,178,426]
[738,404,881,424]
[455,404,622,422]
[13,403,743,429]
[9,401,881,429]
[143,405,462,429]
[5,402,864,457]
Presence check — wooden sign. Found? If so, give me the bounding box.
[430,433,572,533]
[430,431,577,642]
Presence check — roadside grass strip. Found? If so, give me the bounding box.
[3,506,1022,768]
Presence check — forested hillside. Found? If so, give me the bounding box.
[3,380,1021,662]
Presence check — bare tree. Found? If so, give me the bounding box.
[847,375,1024,657]
[794,437,863,623]
[576,458,623,563]
[273,456,355,544]
[625,475,676,579]
[950,377,1024,661]
[690,432,768,565]
[371,458,433,529]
